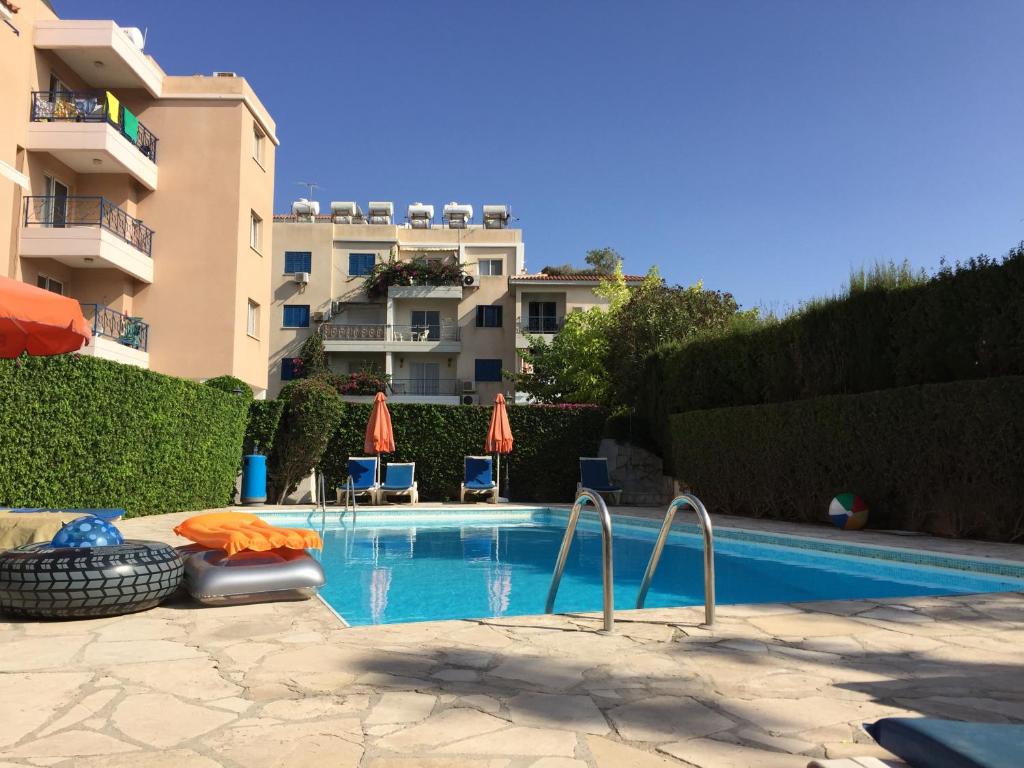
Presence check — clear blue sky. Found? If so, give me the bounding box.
[56,0,1024,310]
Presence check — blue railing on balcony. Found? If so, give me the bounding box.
[80,304,149,352]
[23,196,154,256]
[30,90,158,162]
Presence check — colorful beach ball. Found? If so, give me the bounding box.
[829,493,869,531]
[51,516,124,548]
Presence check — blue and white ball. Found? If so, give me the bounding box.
[51,516,124,548]
[828,493,869,531]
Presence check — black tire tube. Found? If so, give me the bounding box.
[0,540,184,619]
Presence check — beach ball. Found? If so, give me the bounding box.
[51,516,124,548]
[829,493,869,530]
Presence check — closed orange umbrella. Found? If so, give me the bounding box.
[485,393,513,500]
[0,275,90,357]
[364,392,395,485]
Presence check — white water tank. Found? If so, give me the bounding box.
[291,198,320,219]
[367,201,393,225]
[331,201,365,223]
[122,27,145,50]
[407,202,434,229]
[443,202,473,228]
[482,204,510,229]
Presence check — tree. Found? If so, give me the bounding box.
[298,334,328,378]
[585,247,622,275]
[266,377,344,502]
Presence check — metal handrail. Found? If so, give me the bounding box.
[545,488,615,632]
[339,476,357,522]
[635,494,715,625]
[23,196,154,255]
[30,90,158,161]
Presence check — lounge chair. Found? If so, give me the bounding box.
[379,462,419,504]
[461,456,498,503]
[577,457,622,505]
[338,456,379,505]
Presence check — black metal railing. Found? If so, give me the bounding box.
[23,196,154,256]
[389,378,459,396]
[520,317,563,333]
[391,324,460,342]
[80,303,149,352]
[30,90,158,162]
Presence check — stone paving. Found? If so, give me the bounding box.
[1,509,1022,767]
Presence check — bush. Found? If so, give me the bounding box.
[203,375,254,399]
[244,399,285,455]
[320,403,606,502]
[0,355,249,517]
[298,335,327,378]
[266,378,344,502]
[364,258,465,300]
[669,376,1024,541]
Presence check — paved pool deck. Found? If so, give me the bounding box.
[1,506,1022,767]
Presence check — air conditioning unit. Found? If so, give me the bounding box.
[462,380,476,393]
[311,310,325,323]
[462,394,479,405]
[293,272,310,285]
[462,274,477,287]
[212,71,237,78]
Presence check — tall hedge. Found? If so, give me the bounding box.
[0,355,249,517]
[642,246,1024,448]
[320,403,605,502]
[669,376,1024,541]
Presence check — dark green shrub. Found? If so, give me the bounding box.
[203,375,254,399]
[669,376,1024,541]
[0,355,249,517]
[298,334,328,378]
[321,403,606,502]
[244,399,285,455]
[266,378,344,502]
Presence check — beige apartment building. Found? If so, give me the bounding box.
[0,0,276,394]
[271,200,643,402]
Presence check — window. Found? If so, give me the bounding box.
[478,258,504,276]
[247,299,260,338]
[249,211,262,252]
[36,275,63,295]
[282,305,310,328]
[348,253,375,276]
[527,301,558,332]
[252,123,265,165]
[284,251,312,274]
[410,310,440,339]
[476,305,503,328]
[475,358,503,382]
[281,357,297,381]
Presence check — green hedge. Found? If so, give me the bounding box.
[244,399,284,456]
[669,376,1024,541]
[321,403,606,502]
[642,246,1024,445]
[0,355,249,517]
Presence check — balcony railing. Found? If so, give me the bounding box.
[520,317,564,333]
[319,323,460,342]
[81,303,149,352]
[31,90,158,161]
[23,196,154,256]
[389,378,459,396]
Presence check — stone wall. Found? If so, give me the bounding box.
[598,438,677,506]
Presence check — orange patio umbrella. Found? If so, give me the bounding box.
[485,393,514,501]
[364,391,396,485]
[0,275,91,357]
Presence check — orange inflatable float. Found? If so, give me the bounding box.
[173,512,322,556]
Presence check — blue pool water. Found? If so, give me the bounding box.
[263,508,1024,626]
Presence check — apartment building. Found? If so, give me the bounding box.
[271,200,644,402]
[0,0,276,394]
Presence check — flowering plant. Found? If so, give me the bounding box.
[364,257,465,299]
[323,369,391,396]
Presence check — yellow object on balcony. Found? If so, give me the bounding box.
[105,91,120,124]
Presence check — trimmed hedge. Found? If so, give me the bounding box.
[321,403,605,502]
[0,355,249,518]
[244,399,284,456]
[642,246,1024,450]
[669,376,1024,541]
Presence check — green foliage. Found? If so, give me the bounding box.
[585,247,622,275]
[244,399,284,455]
[322,369,390,396]
[321,403,606,502]
[203,375,254,400]
[266,377,345,502]
[0,355,249,517]
[364,257,465,300]
[642,243,1024,446]
[847,258,928,295]
[540,263,588,276]
[670,376,1024,542]
[298,334,328,378]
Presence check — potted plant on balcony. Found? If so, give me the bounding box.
[364,257,465,300]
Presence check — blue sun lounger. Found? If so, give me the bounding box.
[338,457,379,505]
[461,456,497,503]
[380,463,419,504]
[577,458,622,505]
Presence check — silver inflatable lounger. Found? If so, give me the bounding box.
[181,546,325,606]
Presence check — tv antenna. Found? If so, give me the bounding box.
[296,181,320,198]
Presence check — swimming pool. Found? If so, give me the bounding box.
[261,507,1024,626]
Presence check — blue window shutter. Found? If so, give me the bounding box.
[284,251,311,274]
[475,358,502,382]
[349,253,374,276]
[283,305,310,327]
[281,358,296,380]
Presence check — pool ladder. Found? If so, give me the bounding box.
[338,476,357,521]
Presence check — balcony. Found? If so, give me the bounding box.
[26,91,158,189]
[516,316,564,348]
[388,378,460,405]
[387,284,463,301]
[320,323,461,353]
[20,196,154,283]
[79,303,149,368]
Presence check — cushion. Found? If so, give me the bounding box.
[865,717,1024,768]
[174,512,322,556]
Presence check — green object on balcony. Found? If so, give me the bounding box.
[122,107,139,142]
[119,318,145,350]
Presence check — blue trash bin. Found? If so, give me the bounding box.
[241,454,267,505]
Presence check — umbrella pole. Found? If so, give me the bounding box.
[496,452,500,498]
